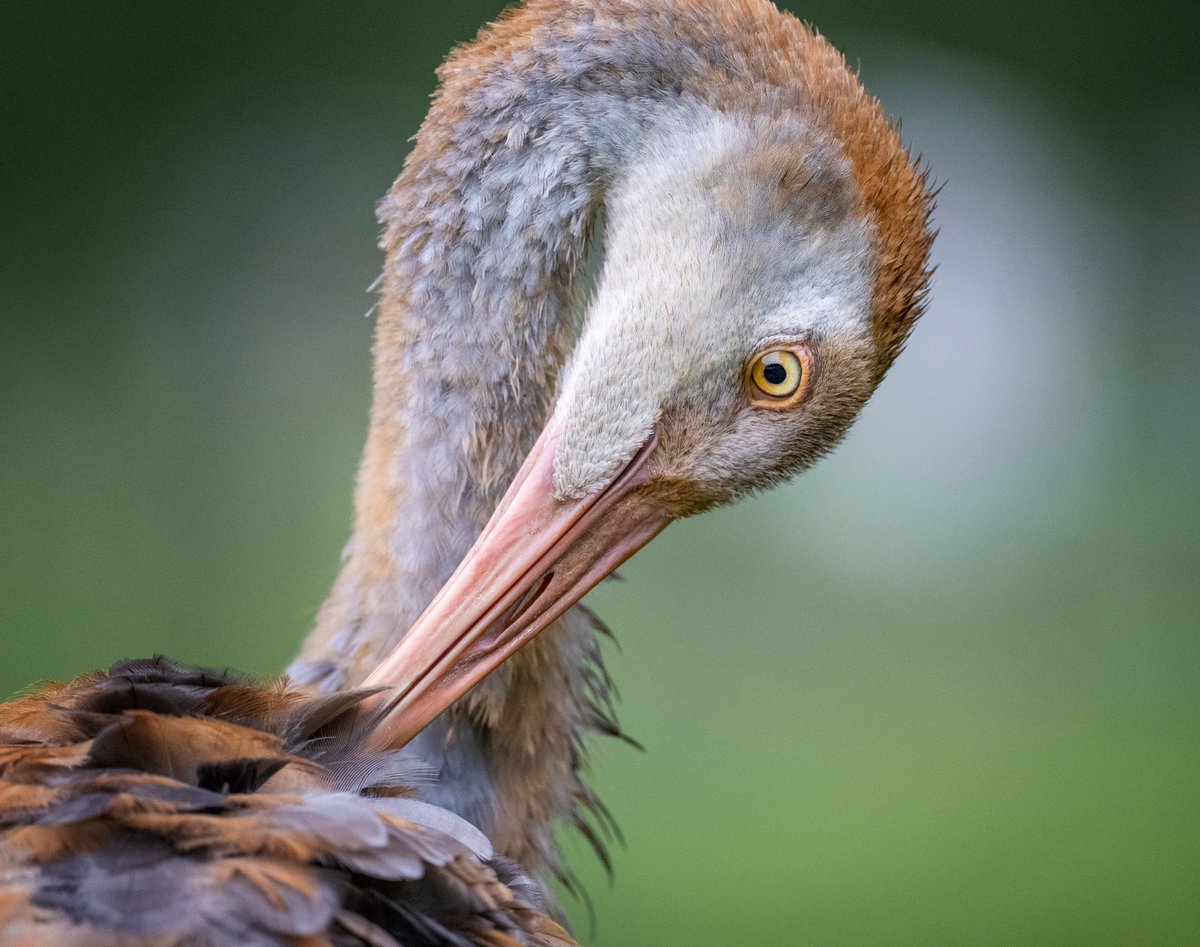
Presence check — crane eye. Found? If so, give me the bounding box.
[747,348,809,407]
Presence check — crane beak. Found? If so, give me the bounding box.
[360,421,670,750]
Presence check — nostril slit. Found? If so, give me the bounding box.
[510,572,553,624]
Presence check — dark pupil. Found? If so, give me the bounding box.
[763,362,789,385]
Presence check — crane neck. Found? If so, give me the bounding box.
[288,0,830,888]
[292,20,685,693]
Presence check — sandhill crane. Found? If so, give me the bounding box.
[0,0,933,941]
[291,0,933,893]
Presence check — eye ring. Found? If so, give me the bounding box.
[746,345,812,409]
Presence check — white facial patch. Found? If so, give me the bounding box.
[552,106,875,499]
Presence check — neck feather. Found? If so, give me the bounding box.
[289,0,913,886]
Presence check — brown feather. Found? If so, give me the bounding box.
[0,659,576,946]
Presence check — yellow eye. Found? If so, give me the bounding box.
[748,348,808,406]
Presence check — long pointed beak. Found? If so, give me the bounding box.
[360,421,671,750]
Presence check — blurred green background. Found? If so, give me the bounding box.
[2,2,1197,944]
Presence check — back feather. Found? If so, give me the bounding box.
[0,657,576,947]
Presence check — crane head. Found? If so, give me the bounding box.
[364,81,934,750]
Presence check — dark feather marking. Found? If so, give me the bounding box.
[333,908,404,947]
[196,757,291,794]
[76,680,210,718]
[1,658,574,945]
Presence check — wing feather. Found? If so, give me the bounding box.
[0,658,577,946]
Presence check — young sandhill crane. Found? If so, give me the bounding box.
[0,0,933,941]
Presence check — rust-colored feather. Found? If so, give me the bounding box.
[0,659,576,946]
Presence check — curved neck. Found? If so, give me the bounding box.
[288,0,838,887]
[293,22,682,690]
[289,3,698,883]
